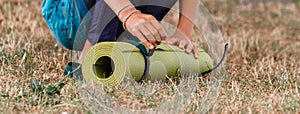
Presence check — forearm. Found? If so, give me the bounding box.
[178,0,199,38]
[86,0,135,45]
[103,0,137,22]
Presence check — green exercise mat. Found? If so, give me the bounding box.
[82,42,213,86]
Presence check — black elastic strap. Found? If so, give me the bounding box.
[198,43,229,76]
[121,40,153,82]
[138,49,154,82]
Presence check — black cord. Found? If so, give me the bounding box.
[198,43,229,76]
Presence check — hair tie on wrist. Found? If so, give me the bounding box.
[122,10,141,30]
[117,4,132,17]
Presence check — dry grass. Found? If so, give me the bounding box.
[0,0,299,113]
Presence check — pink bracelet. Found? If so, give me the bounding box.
[122,10,141,30]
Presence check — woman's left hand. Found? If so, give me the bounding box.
[164,30,199,59]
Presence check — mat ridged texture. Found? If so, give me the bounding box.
[82,42,213,86]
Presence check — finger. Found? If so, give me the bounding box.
[145,22,161,44]
[143,42,155,50]
[150,21,167,40]
[138,25,156,46]
[192,43,199,59]
[178,40,187,49]
[129,28,154,49]
[186,43,193,54]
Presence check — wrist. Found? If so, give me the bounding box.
[176,28,193,39]
[177,14,194,38]
[118,6,136,22]
[122,10,141,30]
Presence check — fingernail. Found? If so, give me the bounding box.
[149,45,154,49]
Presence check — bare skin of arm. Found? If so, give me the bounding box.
[79,0,199,62]
[165,0,199,58]
[79,0,134,63]
[79,0,167,62]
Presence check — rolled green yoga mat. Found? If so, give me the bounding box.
[82,42,213,86]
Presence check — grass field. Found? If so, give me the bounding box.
[0,0,300,113]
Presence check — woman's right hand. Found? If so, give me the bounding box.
[123,12,167,49]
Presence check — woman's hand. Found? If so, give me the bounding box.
[122,11,167,49]
[164,30,199,59]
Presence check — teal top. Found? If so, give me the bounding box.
[42,0,89,50]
